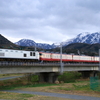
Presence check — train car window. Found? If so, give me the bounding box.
[0,53,4,56]
[24,54,27,57]
[50,54,52,58]
[33,52,35,56]
[30,52,32,56]
[39,53,42,56]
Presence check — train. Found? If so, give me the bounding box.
[0,48,99,63]
[39,52,99,63]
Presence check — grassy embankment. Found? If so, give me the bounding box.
[0,73,23,78]
[0,72,82,90]
[0,72,100,100]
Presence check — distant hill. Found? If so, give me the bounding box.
[0,34,19,49]
[47,43,100,56]
[63,43,100,56]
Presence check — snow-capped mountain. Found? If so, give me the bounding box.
[15,39,36,47]
[15,39,56,49]
[63,32,100,46]
[15,32,100,49]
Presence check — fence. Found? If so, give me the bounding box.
[90,76,100,91]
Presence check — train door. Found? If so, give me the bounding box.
[24,53,27,57]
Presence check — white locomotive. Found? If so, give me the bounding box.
[0,49,39,61]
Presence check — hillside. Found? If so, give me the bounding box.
[63,43,100,56]
[0,34,20,49]
[48,43,100,56]
[0,34,44,51]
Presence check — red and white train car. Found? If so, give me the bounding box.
[39,52,52,61]
[52,53,73,62]
[39,52,99,63]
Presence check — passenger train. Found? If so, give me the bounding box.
[0,48,99,63]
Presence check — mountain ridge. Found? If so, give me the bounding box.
[15,39,57,49]
[15,32,100,49]
[63,32,100,46]
[0,33,100,56]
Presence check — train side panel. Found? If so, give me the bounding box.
[62,54,73,62]
[0,49,39,60]
[49,53,73,62]
[79,56,92,62]
[73,55,80,62]
[51,53,60,61]
[94,56,99,63]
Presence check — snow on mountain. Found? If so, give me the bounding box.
[15,39,56,49]
[63,32,100,46]
[15,32,100,49]
[15,39,36,47]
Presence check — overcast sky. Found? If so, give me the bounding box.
[0,0,100,44]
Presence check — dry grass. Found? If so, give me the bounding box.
[0,73,23,77]
[0,91,74,100]
[18,82,100,97]
[27,96,74,100]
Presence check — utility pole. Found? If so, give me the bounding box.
[99,49,100,71]
[34,43,36,51]
[60,43,64,74]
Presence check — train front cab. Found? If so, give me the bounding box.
[39,52,52,62]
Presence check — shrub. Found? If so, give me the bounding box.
[31,75,39,82]
[58,71,82,83]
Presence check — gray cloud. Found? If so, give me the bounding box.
[0,0,100,44]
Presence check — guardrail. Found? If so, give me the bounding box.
[0,62,99,67]
[0,62,60,66]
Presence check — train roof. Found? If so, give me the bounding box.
[0,48,38,52]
